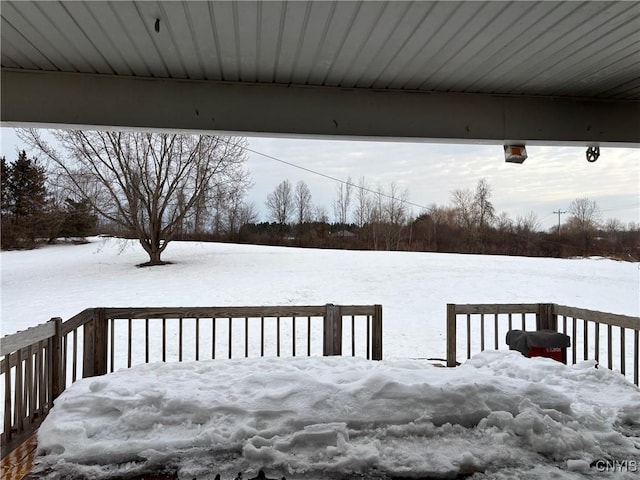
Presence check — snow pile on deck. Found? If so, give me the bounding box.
[36,352,639,479]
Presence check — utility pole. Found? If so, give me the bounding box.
[553,209,566,235]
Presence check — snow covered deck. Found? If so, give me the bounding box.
[29,353,640,479]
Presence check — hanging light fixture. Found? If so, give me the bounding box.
[504,144,528,164]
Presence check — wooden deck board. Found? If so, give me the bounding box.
[0,432,38,480]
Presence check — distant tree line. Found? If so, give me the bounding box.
[236,177,639,261]
[3,136,638,262]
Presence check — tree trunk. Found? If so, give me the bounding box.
[139,239,166,266]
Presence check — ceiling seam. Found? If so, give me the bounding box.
[83,2,136,76]
[157,2,189,79]
[207,2,224,81]
[108,2,153,78]
[304,0,337,85]
[428,1,542,92]
[182,2,206,80]
[351,0,414,88]
[337,1,388,87]
[58,1,115,75]
[385,1,462,90]
[510,6,640,94]
[370,1,438,89]
[272,2,286,83]
[462,1,583,93]
[319,0,363,85]
[132,1,171,78]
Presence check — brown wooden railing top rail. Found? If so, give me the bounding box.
[452,304,542,315]
[554,304,639,330]
[94,305,378,319]
[0,322,57,357]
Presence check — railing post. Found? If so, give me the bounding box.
[83,308,108,378]
[537,303,557,331]
[50,317,63,399]
[323,304,342,356]
[372,304,383,360]
[446,304,457,367]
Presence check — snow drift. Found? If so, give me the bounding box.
[36,352,640,479]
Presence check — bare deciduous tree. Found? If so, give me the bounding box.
[293,180,313,225]
[451,188,475,231]
[474,178,495,231]
[19,129,248,265]
[333,177,352,225]
[568,197,601,232]
[265,180,293,225]
[353,176,372,228]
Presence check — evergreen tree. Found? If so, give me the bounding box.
[1,151,52,248]
[59,198,97,237]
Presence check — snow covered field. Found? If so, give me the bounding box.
[2,237,638,358]
[1,238,639,479]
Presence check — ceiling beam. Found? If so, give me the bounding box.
[2,69,639,146]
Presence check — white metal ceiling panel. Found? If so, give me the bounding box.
[272,1,311,84]
[1,0,638,143]
[0,17,52,70]
[2,1,79,71]
[253,1,283,83]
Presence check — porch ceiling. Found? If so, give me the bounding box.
[1,1,639,145]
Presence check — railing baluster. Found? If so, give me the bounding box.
[521,313,526,331]
[307,316,311,356]
[260,317,264,357]
[127,318,132,368]
[72,329,78,381]
[366,315,371,360]
[594,322,600,363]
[162,318,166,362]
[61,334,67,389]
[293,317,297,357]
[480,314,485,351]
[620,328,626,375]
[25,345,33,424]
[109,319,115,373]
[508,313,512,332]
[228,317,232,359]
[179,317,183,362]
[494,313,499,350]
[4,353,13,442]
[145,318,149,364]
[276,317,281,357]
[466,314,471,359]
[212,318,217,359]
[634,330,639,386]
[572,317,577,365]
[245,317,249,358]
[34,346,42,414]
[583,319,588,361]
[196,318,200,361]
[351,316,355,357]
[15,349,23,434]
[607,324,613,369]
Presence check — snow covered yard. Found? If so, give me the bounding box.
[1,238,639,479]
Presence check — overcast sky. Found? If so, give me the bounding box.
[2,127,638,230]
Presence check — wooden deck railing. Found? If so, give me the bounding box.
[1,304,382,458]
[446,303,640,386]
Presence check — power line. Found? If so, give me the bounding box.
[221,138,432,212]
